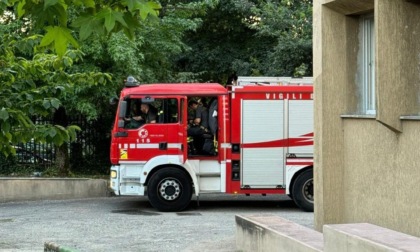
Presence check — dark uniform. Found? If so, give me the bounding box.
[188,104,215,155]
[195,105,209,129]
[188,105,209,137]
[144,105,157,123]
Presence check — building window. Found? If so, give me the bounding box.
[358,15,375,115]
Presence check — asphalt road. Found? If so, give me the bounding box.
[0,194,313,252]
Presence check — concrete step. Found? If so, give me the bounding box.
[324,223,420,252]
[235,214,323,252]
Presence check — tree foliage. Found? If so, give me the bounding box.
[0,31,80,156]
[250,0,312,77]
[175,0,312,82]
[5,0,162,57]
[0,0,161,159]
[75,0,218,84]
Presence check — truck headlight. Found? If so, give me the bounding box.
[111,170,117,179]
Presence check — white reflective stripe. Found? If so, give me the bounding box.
[168,143,182,149]
[286,159,313,163]
[221,143,231,148]
[119,161,147,164]
[286,158,314,165]
[136,144,159,149]
[118,143,184,149]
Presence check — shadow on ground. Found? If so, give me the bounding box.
[110,195,299,214]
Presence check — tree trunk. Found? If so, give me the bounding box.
[53,107,70,176]
[56,142,70,176]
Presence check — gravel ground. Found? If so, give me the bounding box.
[0,194,313,252]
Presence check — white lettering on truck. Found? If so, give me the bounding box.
[265,93,309,100]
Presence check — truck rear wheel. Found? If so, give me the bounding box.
[147,168,192,212]
[292,169,314,212]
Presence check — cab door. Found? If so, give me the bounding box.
[117,96,187,164]
[162,97,188,163]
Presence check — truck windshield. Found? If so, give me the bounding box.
[122,97,179,128]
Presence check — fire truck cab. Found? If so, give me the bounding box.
[110,77,314,212]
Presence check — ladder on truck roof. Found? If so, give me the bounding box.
[237,76,313,86]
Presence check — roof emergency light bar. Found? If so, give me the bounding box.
[124,76,140,87]
[237,76,313,86]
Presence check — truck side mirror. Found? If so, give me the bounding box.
[109,97,119,105]
[118,101,127,128]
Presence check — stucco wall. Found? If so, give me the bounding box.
[314,0,420,237]
[314,0,367,230]
[314,3,349,230]
[376,0,420,131]
[342,120,420,236]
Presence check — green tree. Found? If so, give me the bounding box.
[0,0,160,175]
[6,0,162,57]
[79,0,218,84]
[0,34,84,156]
[250,0,312,77]
[174,0,312,82]
[174,0,263,83]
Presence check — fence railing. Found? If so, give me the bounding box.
[2,115,112,175]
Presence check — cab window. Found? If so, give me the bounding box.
[123,98,179,128]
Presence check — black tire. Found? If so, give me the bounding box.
[147,168,192,212]
[292,169,314,212]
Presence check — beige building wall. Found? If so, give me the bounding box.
[314,0,420,237]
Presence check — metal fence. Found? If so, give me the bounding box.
[66,115,112,174]
[4,115,112,175]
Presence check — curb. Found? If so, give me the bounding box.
[0,178,109,203]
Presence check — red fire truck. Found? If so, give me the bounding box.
[110,76,314,212]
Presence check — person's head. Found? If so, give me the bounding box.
[140,103,150,113]
[188,100,198,110]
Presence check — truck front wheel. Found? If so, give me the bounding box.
[147,168,192,212]
[292,169,314,212]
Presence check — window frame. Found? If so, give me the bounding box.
[123,96,180,127]
[360,14,376,115]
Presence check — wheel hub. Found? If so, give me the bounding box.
[302,179,314,203]
[159,179,181,201]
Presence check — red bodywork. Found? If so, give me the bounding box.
[110,83,228,165]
